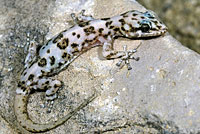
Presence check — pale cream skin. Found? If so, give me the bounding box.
[14,10,167,132]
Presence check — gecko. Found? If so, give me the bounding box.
[14,9,167,132]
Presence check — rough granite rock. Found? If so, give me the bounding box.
[0,0,200,133]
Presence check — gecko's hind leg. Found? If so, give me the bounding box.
[34,77,62,111]
[35,77,62,100]
[35,77,97,116]
[71,9,94,24]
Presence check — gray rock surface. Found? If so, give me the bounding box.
[0,0,200,133]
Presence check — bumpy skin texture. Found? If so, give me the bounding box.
[14,10,167,132]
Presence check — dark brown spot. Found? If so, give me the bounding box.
[72,47,79,54]
[22,86,26,91]
[47,49,50,53]
[28,62,35,69]
[85,39,89,43]
[77,34,80,38]
[36,45,42,55]
[72,32,76,36]
[54,84,60,88]
[82,42,85,46]
[132,13,138,16]
[57,38,69,49]
[108,31,111,35]
[62,52,70,59]
[62,52,67,58]
[121,27,126,31]
[98,28,104,33]
[83,26,95,35]
[130,27,135,32]
[50,69,54,74]
[45,81,49,84]
[119,19,125,25]
[93,36,98,41]
[101,17,110,21]
[153,20,158,24]
[122,14,128,18]
[53,33,63,43]
[49,56,55,66]
[113,27,120,31]
[67,54,71,59]
[118,30,123,35]
[43,85,48,90]
[113,36,118,39]
[85,39,93,43]
[109,26,114,29]
[103,34,108,39]
[28,74,34,81]
[120,11,133,17]
[71,43,79,48]
[40,70,47,76]
[17,82,22,87]
[105,52,117,59]
[38,58,47,67]
[157,25,162,29]
[105,21,113,27]
[140,16,145,19]
[58,62,63,67]
[78,21,90,27]
[23,72,27,76]
[46,38,52,44]
[22,109,27,114]
[131,17,137,20]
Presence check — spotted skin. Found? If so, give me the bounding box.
[14,10,167,132]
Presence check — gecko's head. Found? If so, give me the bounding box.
[117,10,167,38]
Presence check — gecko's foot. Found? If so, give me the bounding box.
[44,93,59,113]
[24,40,39,68]
[44,99,55,113]
[43,93,57,113]
[116,45,140,70]
[71,9,94,24]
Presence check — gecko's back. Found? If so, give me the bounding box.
[15,10,167,132]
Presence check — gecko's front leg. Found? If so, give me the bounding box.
[34,77,62,100]
[102,42,140,70]
[71,9,94,24]
[24,41,38,67]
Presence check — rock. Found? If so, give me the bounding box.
[0,115,18,134]
[0,0,200,133]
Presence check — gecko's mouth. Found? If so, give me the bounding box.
[146,28,167,37]
[125,28,167,38]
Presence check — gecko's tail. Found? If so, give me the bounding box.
[14,92,97,132]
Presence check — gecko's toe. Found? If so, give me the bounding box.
[116,45,140,70]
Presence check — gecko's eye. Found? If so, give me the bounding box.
[141,23,150,32]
